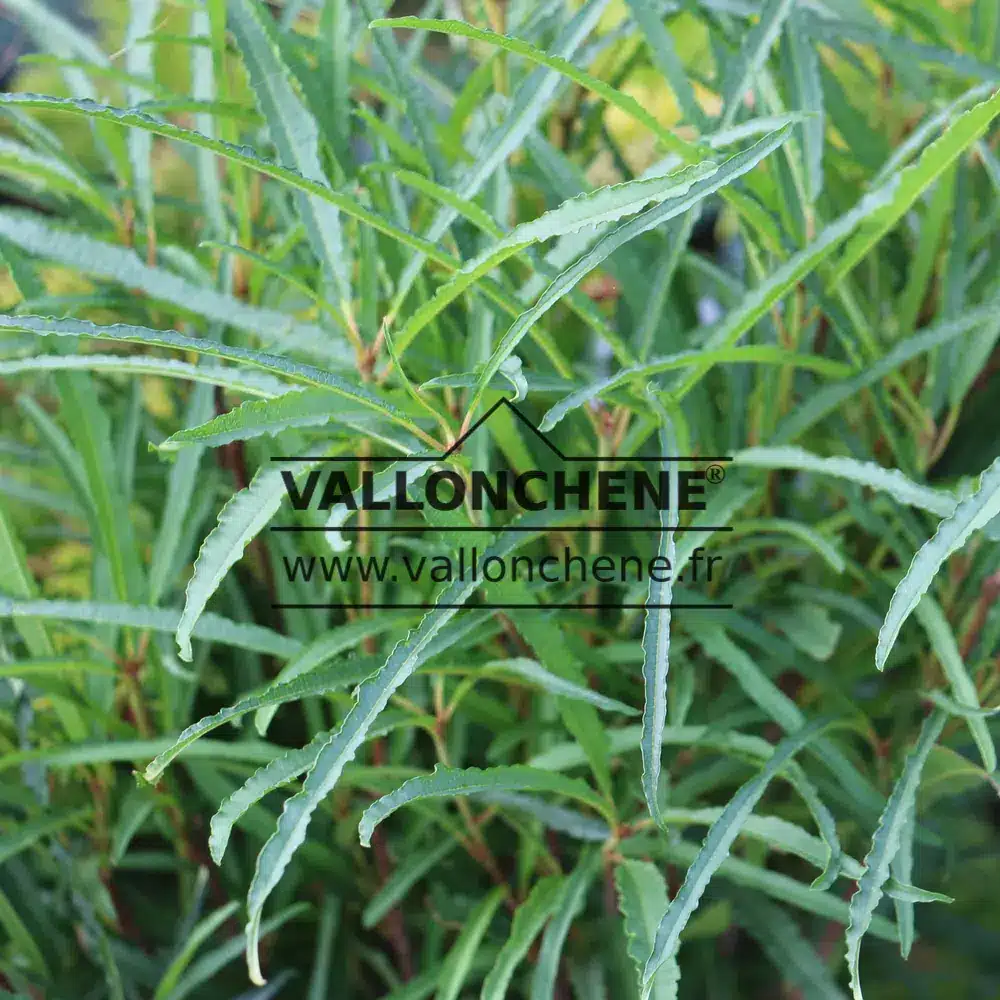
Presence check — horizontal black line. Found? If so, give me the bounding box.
[272,603,733,610]
[269,525,734,533]
[270,456,734,463]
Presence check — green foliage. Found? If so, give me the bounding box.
[0,1,999,998]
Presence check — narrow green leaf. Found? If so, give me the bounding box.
[359,765,610,847]
[0,354,290,398]
[913,597,996,772]
[159,389,420,454]
[392,161,716,349]
[471,127,793,419]
[736,896,846,1000]
[371,15,695,159]
[0,807,91,866]
[362,839,459,929]
[784,12,824,203]
[0,499,54,659]
[55,372,143,603]
[176,460,323,660]
[530,848,601,1000]
[0,94,459,275]
[190,7,226,237]
[142,657,379,783]
[153,901,241,1000]
[877,455,1000,671]
[670,179,901,403]
[832,86,1000,286]
[734,447,958,517]
[642,719,828,990]
[228,0,349,302]
[149,384,214,606]
[0,211,349,361]
[624,0,705,131]
[0,315,414,432]
[773,297,1000,442]
[208,734,331,864]
[540,347,849,431]
[436,887,505,1000]
[923,690,1000,717]
[845,711,946,1000]
[385,0,618,306]
[615,860,679,1000]
[243,519,547,984]
[719,0,797,130]
[0,136,113,219]
[640,401,679,827]
[126,0,157,232]
[480,876,565,1000]
[484,658,639,716]
[307,895,340,1000]
[0,597,300,659]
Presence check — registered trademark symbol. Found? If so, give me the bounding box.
[706,464,726,484]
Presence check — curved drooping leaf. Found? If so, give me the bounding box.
[616,860,680,1000]
[468,127,793,419]
[208,733,331,865]
[877,455,1000,671]
[0,596,299,659]
[642,719,829,991]
[160,390,424,455]
[734,446,958,517]
[242,519,547,984]
[175,461,322,661]
[913,597,996,772]
[142,656,380,783]
[539,347,848,431]
[640,401,679,828]
[845,711,946,1000]
[358,765,610,848]
[480,876,565,1000]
